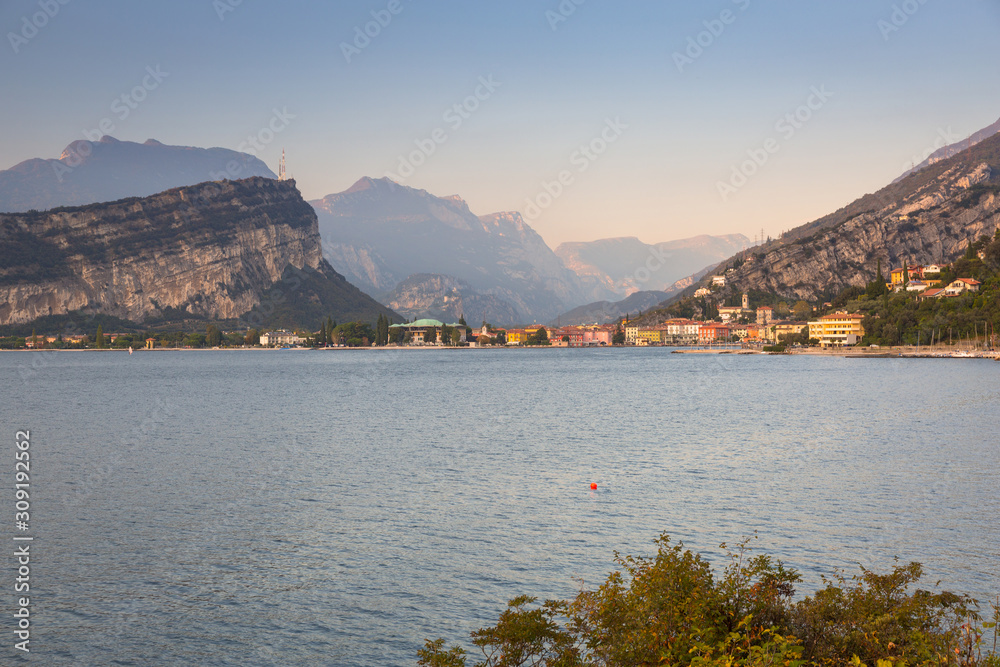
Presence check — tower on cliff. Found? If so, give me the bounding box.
[278,149,286,181]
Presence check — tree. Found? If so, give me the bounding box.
[561,335,570,343]
[95,324,106,349]
[612,325,625,346]
[31,328,37,349]
[866,259,889,298]
[375,314,390,346]
[424,327,437,344]
[450,328,461,346]
[206,325,222,347]
[527,327,549,345]
[440,324,453,346]
[792,301,812,321]
[245,329,260,346]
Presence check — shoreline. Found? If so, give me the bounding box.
[3,346,996,359]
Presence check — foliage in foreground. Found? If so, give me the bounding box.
[419,534,999,667]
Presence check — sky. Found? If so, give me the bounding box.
[2,0,1000,248]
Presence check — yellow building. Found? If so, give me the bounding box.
[634,328,664,345]
[505,329,526,345]
[808,313,865,347]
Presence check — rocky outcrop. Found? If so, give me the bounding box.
[703,132,1000,302]
[383,274,519,325]
[0,177,394,327]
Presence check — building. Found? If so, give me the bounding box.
[943,278,981,295]
[260,330,301,346]
[388,319,468,344]
[717,306,749,323]
[634,328,664,345]
[711,275,726,287]
[890,265,924,287]
[698,323,731,343]
[918,287,945,301]
[905,280,931,292]
[756,306,774,325]
[769,320,808,343]
[807,313,865,347]
[694,287,711,297]
[624,324,639,345]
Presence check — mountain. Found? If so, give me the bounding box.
[550,290,672,327]
[0,136,277,213]
[551,261,721,326]
[312,177,595,324]
[382,274,520,325]
[0,177,395,329]
[692,131,1000,303]
[555,234,750,298]
[894,116,1000,183]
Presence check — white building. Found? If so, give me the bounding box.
[260,330,301,346]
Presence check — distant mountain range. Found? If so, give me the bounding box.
[0,136,767,327]
[0,136,276,212]
[894,116,1000,183]
[311,177,599,324]
[555,234,749,299]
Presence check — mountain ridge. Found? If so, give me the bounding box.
[0,136,277,213]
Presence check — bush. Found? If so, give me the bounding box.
[419,534,998,666]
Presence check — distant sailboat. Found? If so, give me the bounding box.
[128,346,133,355]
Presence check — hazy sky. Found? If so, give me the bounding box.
[2,0,1000,247]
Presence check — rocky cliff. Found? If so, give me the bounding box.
[703,132,1000,302]
[0,177,394,327]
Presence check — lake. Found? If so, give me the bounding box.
[4,348,998,665]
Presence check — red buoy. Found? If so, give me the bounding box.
[590,482,597,490]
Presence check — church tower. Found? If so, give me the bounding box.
[742,292,749,310]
